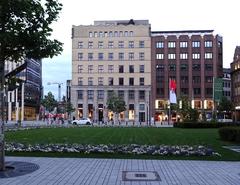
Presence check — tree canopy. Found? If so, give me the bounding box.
[0,0,63,62]
[107,93,126,114]
[41,92,58,112]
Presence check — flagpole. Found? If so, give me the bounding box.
[168,78,170,125]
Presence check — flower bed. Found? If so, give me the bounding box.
[5,143,220,157]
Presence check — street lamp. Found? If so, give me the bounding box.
[47,82,63,102]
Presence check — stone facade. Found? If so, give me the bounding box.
[71,20,152,124]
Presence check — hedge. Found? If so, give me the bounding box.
[173,122,240,128]
[218,127,240,142]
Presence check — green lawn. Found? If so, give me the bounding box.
[5,127,240,160]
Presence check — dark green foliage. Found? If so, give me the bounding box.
[107,93,126,114]
[174,122,240,128]
[0,0,63,62]
[65,101,75,116]
[219,127,240,142]
[41,92,58,112]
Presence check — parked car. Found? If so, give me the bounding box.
[71,118,92,125]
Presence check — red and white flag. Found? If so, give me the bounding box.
[169,79,177,104]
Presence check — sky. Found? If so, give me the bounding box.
[42,0,240,99]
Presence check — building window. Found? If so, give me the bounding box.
[99,31,103,37]
[205,52,213,59]
[119,65,124,73]
[118,90,124,99]
[108,53,114,61]
[193,64,200,71]
[193,88,201,95]
[156,53,164,60]
[78,42,83,48]
[108,41,114,48]
[88,77,93,86]
[169,64,176,71]
[97,90,104,99]
[168,41,176,48]
[107,90,114,98]
[193,76,201,83]
[139,112,145,122]
[89,32,93,38]
[119,78,124,86]
[98,53,104,60]
[180,64,188,71]
[206,88,213,95]
[139,52,144,60]
[94,32,97,37]
[108,77,113,86]
[119,31,123,37]
[87,90,94,100]
[78,77,83,86]
[129,65,134,73]
[77,90,83,99]
[129,31,133,36]
[192,41,200,47]
[88,65,93,73]
[205,64,213,71]
[119,53,124,60]
[98,77,103,86]
[78,53,83,61]
[98,65,104,73]
[98,41,103,48]
[205,76,213,83]
[129,78,134,86]
[180,41,188,48]
[124,31,128,37]
[181,88,188,95]
[139,65,144,73]
[109,31,113,37]
[108,65,114,73]
[139,41,144,48]
[104,31,108,37]
[114,31,118,37]
[129,41,134,48]
[128,90,135,100]
[139,78,144,86]
[129,52,134,60]
[205,41,213,48]
[88,41,93,48]
[168,53,176,59]
[156,64,164,71]
[156,41,164,48]
[139,104,145,111]
[180,76,188,83]
[78,65,83,73]
[139,90,145,99]
[180,53,188,60]
[88,53,93,61]
[118,41,124,48]
[192,53,200,59]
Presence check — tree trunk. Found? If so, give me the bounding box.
[0,61,6,171]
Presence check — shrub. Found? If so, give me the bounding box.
[174,122,240,128]
[219,127,240,142]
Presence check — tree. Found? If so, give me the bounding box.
[106,93,126,124]
[41,92,58,112]
[0,0,63,171]
[217,97,233,119]
[65,101,75,120]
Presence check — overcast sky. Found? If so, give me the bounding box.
[42,0,240,99]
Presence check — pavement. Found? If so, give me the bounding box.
[1,156,240,185]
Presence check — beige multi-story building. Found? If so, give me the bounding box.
[71,20,152,124]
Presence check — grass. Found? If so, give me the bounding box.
[5,127,240,160]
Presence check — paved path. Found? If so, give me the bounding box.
[1,157,240,185]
